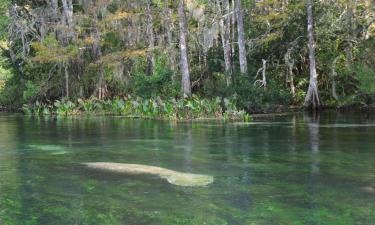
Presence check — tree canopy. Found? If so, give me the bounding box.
[0,0,374,112]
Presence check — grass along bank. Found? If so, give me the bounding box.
[22,95,251,121]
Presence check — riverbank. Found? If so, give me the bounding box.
[21,96,252,122]
[12,97,375,122]
[8,94,375,122]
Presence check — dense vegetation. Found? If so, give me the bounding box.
[0,0,374,116]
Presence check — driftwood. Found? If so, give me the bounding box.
[82,162,214,187]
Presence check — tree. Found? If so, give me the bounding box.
[178,0,191,97]
[217,0,232,86]
[235,0,247,74]
[1,0,374,111]
[146,0,155,75]
[304,0,320,109]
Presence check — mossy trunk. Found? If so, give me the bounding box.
[304,0,321,110]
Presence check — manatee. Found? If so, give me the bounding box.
[82,162,214,187]
[29,144,65,151]
[28,145,68,155]
[360,185,375,193]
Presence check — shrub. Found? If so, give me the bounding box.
[22,96,250,121]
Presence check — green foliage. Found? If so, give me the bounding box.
[227,75,292,113]
[31,35,79,63]
[356,63,375,94]
[54,100,78,116]
[1,0,374,112]
[353,63,375,104]
[0,52,11,81]
[22,101,51,115]
[22,95,250,121]
[0,74,24,110]
[0,0,10,39]
[22,81,38,102]
[133,54,178,98]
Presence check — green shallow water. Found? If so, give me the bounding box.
[0,112,374,225]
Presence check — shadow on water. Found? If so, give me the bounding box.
[0,112,374,225]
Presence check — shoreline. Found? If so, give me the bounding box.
[3,105,375,122]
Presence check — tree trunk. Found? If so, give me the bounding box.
[50,0,58,20]
[345,0,354,66]
[304,0,320,109]
[146,0,155,75]
[217,0,232,86]
[98,64,106,100]
[235,0,247,74]
[164,1,177,84]
[231,0,236,58]
[254,59,267,89]
[61,0,74,42]
[62,0,73,27]
[78,49,85,98]
[331,57,339,100]
[64,62,69,99]
[178,0,191,97]
[93,27,107,99]
[364,0,374,39]
[284,48,296,97]
[224,0,232,85]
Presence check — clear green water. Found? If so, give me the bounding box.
[0,112,374,225]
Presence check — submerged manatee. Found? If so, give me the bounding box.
[82,162,214,187]
[28,144,68,155]
[360,185,375,193]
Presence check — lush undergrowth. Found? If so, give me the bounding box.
[22,95,251,121]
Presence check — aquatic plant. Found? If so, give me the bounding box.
[54,100,79,116]
[22,96,252,121]
[22,101,51,116]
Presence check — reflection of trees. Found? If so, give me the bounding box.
[182,124,192,171]
[304,112,321,212]
[289,115,297,159]
[261,130,270,162]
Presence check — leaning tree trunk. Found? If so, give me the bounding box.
[178,0,191,97]
[235,0,248,74]
[304,0,320,110]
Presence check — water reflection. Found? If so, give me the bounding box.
[304,112,320,175]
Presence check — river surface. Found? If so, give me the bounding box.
[0,112,374,225]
